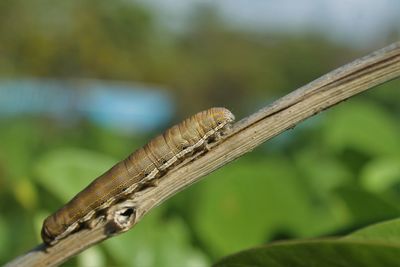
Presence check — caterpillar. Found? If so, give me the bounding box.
[41,107,235,245]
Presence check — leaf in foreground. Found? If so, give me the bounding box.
[214,218,400,267]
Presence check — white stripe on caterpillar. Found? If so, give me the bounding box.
[41,107,235,245]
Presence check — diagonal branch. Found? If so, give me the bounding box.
[5,41,400,267]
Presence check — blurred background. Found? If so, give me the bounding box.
[1,0,400,266]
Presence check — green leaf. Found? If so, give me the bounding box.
[213,240,400,267]
[346,218,400,244]
[191,157,345,256]
[0,119,42,181]
[324,101,400,157]
[334,186,400,225]
[77,246,107,267]
[103,210,210,267]
[34,148,117,202]
[214,218,400,267]
[360,157,400,193]
[12,178,38,211]
[294,147,353,193]
[0,217,8,260]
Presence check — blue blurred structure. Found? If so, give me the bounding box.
[0,79,173,133]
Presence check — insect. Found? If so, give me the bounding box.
[41,107,235,245]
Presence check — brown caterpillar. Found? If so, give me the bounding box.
[41,107,235,245]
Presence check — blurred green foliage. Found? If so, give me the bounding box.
[0,1,400,266]
[0,0,361,115]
